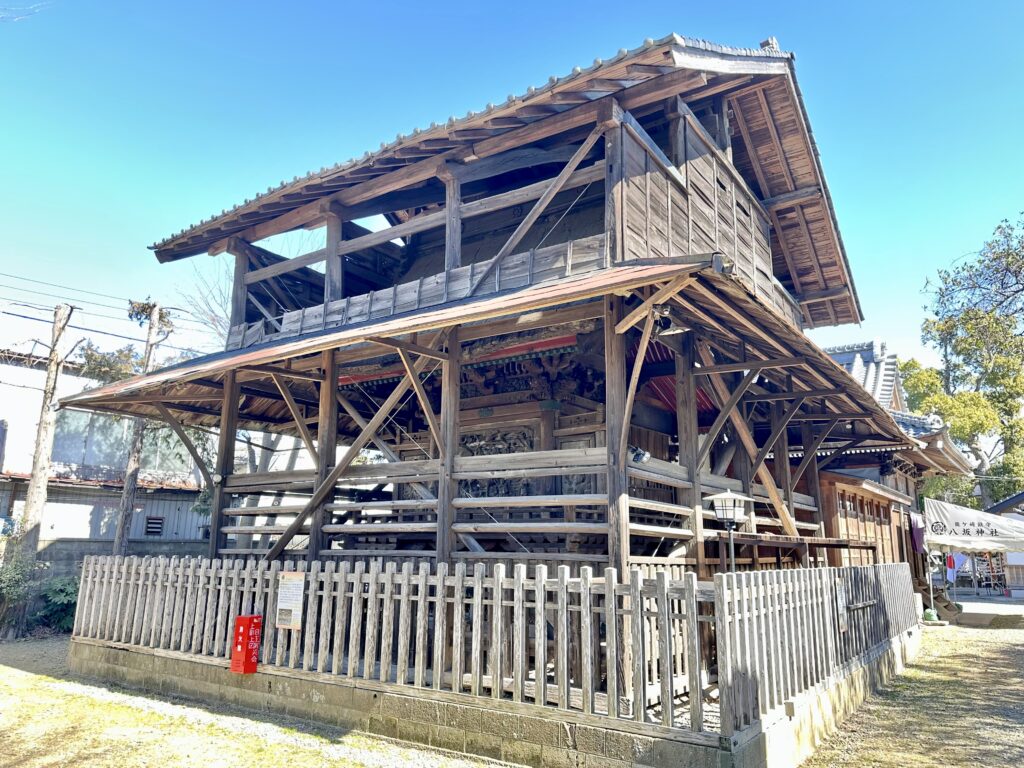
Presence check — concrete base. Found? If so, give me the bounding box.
[70,626,920,768]
[732,626,922,768]
[69,639,725,768]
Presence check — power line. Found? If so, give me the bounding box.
[0,309,198,353]
[0,273,214,329]
[0,271,133,302]
[0,292,213,331]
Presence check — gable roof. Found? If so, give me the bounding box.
[149,33,862,328]
[824,340,905,411]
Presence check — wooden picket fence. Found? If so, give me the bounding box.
[713,562,918,736]
[72,556,705,730]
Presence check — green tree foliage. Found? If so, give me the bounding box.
[911,214,1024,507]
[32,576,79,632]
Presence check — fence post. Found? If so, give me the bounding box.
[714,573,734,737]
[684,572,703,732]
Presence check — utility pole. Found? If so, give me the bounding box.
[18,304,75,559]
[112,302,162,555]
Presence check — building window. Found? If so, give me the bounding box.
[144,516,164,537]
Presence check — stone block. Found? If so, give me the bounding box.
[574,725,606,756]
[540,745,585,768]
[397,718,433,746]
[430,724,466,753]
[520,715,564,747]
[478,711,523,739]
[445,703,483,733]
[367,715,398,738]
[604,730,656,763]
[465,731,504,760]
[503,738,544,767]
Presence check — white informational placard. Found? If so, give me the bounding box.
[835,577,849,634]
[275,571,305,630]
[924,498,1024,553]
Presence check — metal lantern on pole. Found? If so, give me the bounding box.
[706,489,754,571]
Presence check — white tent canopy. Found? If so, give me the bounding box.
[924,498,1024,553]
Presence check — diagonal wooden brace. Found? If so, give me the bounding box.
[264,329,450,561]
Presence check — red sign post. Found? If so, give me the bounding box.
[230,615,262,674]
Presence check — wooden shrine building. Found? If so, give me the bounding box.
[63,35,913,578]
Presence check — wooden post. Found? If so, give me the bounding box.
[802,421,824,562]
[604,112,624,265]
[733,422,755,570]
[209,370,240,558]
[440,168,462,271]
[675,334,706,578]
[324,204,345,302]
[308,349,338,561]
[437,326,461,563]
[604,296,629,574]
[229,246,248,327]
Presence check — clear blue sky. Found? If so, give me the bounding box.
[1,1,1021,364]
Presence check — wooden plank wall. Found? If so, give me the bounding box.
[616,121,802,330]
[72,555,705,732]
[713,562,918,737]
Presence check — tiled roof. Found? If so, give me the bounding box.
[889,409,944,438]
[824,340,904,410]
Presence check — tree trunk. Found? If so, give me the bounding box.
[18,304,74,560]
[112,304,161,556]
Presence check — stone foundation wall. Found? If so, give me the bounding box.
[70,624,921,768]
[69,639,723,768]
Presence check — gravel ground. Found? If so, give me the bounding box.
[0,636,500,768]
[803,623,1024,768]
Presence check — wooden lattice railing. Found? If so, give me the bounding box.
[72,556,705,731]
[713,562,918,736]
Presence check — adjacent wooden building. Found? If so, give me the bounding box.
[63,34,915,578]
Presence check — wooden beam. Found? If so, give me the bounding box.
[152,403,214,490]
[309,349,338,561]
[697,343,798,536]
[792,418,840,486]
[817,437,869,472]
[209,370,239,558]
[270,374,319,463]
[323,206,345,302]
[437,326,461,563]
[238,364,323,383]
[366,336,450,362]
[604,296,629,574]
[614,274,696,334]
[696,367,759,467]
[695,356,807,375]
[396,348,441,449]
[441,168,461,270]
[762,186,822,210]
[744,387,840,402]
[264,330,449,561]
[676,334,706,577]
[620,311,656,467]
[229,244,248,327]
[467,125,605,297]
